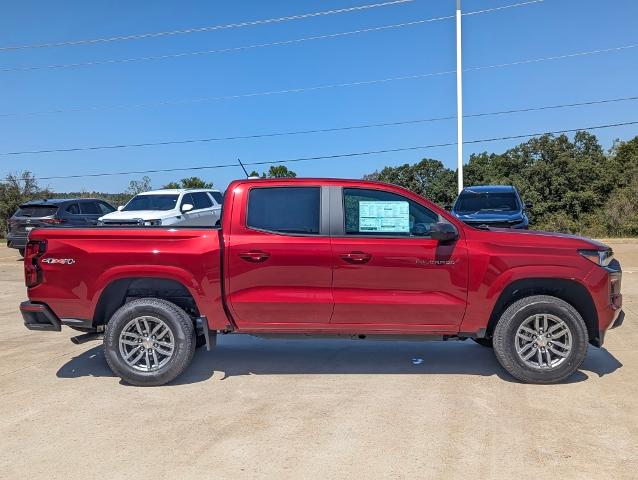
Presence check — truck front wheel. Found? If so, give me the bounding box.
[492,295,588,384]
[104,298,196,386]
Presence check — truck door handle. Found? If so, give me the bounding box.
[239,250,271,263]
[340,251,371,264]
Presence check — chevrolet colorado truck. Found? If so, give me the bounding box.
[19,178,624,386]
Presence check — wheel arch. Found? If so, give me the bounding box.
[486,278,598,344]
[93,277,200,327]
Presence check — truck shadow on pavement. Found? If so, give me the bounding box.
[56,334,623,386]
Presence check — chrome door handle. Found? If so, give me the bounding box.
[339,251,372,264]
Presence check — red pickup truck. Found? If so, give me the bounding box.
[19,178,624,386]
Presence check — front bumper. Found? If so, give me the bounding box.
[20,301,61,331]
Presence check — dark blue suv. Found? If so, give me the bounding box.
[450,185,530,229]
[7,198,116,256]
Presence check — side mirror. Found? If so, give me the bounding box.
[181,203,194,213]
[525,203,533,210]
[117,206,124,211]
[430,222,458,242]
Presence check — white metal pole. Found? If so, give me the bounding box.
[456,0,464,193]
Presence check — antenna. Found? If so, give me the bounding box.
[237,158,249,177]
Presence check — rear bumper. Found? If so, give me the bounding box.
[7,234,28,249]
[20,301,61,332]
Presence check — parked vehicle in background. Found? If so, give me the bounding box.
[450,185,530,229]
[97,189,223,227]
[20,178,623,386]
[6,198,115,257]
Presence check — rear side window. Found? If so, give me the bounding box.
[210,191,223,204]
[80,202,100,214]
[343,188,439,237]
[15,205,58,217]
[66,203,80,215]
[247,187,320,235]
[192,192,213,210]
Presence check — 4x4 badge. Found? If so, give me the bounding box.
[41,258,75,265]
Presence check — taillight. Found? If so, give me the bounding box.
[610,273,622,309]
[24,240,46,288]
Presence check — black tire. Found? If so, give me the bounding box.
[103,298,196,386]
[472,337,493,348]
[18,248,25,258]
[493,295,588,384]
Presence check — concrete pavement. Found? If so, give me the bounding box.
[0,241,637,479]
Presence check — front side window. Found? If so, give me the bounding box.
[98,202,115,215]
[247,187,320,235]
[80,202,100,214]
[66,203,80,215]
[343,188,439,237]
[123,194,179,211]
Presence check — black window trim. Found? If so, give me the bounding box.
[245,185,328,237]
[333,186,445,239]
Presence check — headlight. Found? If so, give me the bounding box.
[579,249,614,267]
[144,219,162,226]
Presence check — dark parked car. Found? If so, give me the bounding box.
[6,198,115,256]
[450,185,530,229]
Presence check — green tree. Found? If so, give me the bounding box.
[126,176,152,195]
[248,166,297,178]
[163,177,213,189]
[365,158,456,207]
[0,171,51,238]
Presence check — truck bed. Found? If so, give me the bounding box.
[25,226,228,331]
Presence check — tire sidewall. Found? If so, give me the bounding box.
[494,297,588,384]
[104,299,194,386]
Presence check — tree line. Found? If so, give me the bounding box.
[1,133,637,237]
[365,132,638,237]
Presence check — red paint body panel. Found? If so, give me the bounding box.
[24,178,621,343]
[26,228,228,330]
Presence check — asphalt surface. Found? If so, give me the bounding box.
[0,241,637,479]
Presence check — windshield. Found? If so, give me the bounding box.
[455,191,519,213]
[123,194,179,211]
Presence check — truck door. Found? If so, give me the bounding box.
[226,185,333,329]
[329,186,468,331]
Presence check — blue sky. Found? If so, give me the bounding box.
[0,0,636,193]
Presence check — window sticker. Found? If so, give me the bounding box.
[359,201,410,233]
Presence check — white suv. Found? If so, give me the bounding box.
[98,189,223,227]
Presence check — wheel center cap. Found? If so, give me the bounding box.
[142,337,153,349]
[536,335,548,347]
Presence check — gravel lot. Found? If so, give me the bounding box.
[0,241,637,479]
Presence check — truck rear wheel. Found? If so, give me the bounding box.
[492,295,588,384]
[103,298,196,386]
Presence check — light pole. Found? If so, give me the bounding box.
[456,0,464,193]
